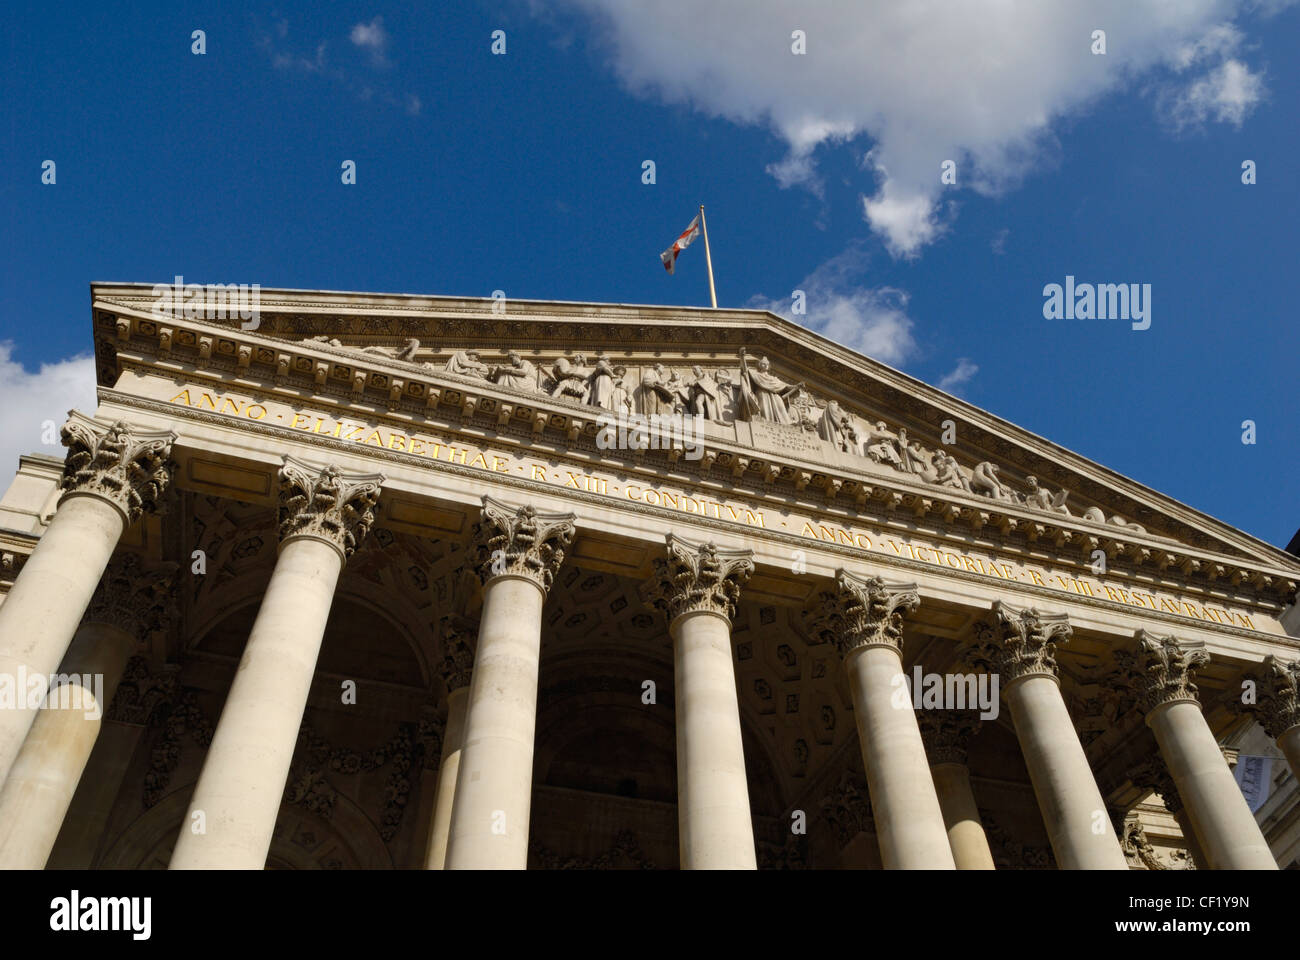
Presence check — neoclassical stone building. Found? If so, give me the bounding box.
[0,283,1297,870]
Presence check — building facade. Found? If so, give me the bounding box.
[0,283,1297,870]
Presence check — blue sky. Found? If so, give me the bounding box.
[1,1,1296,548]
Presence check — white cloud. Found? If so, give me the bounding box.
[554,1,1285,256]
[938,358,979,395]
[1165,58,1265,129]
[350,16,389,65]
[749,246,915,366]
[0,344,98,480]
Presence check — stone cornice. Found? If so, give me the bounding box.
[92,286,1300,576]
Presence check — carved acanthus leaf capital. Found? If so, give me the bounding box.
[438,616,477,691]
[60,412,177,523]
[1243,655,1300,740]
[85,553,177,639]
[964,602,1071,684]
[917,710,982,765]
[643,535,753,625]
[1114,630,1208,714]
[811,570,919,659]
[1127,755,1185,815]
[472,497,576,592]
[278,457,384,559]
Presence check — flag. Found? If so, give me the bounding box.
[660,215,701,274]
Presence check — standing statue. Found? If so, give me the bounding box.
[736,347,803,425]
[491,351,539,392]
[586,353,618,410]
[714,370,737,421]
[610,366,634,415]
[445,350,492,379]
[686,365,722,420]
[817,401,851,451]
[637,363,676,415]
[664,369,691,413]
[550,354,590,402]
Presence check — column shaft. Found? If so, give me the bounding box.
[424,686,469,869]
[0,495,124,786]
[445,576,545,869]
[1148,700,1277,869]
[170,537,343,869]
[930,762,995,869]
[1279,726,1300,783]
[846,646,954,868]
[0,621,133,868]
[1005,675,1128,869]
[673,609,756,869]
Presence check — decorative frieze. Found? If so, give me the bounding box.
[964,601,1071,684]
[1114,630,1209,713]
[277,457,384,559]
[1126,755,1186,815]
[60,413,176,523]
[810,570,919,659]
[642,534,753,625]
[437,616,477,691]
[471,497,576,592]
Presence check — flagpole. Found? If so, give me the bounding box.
[699,204,718,308]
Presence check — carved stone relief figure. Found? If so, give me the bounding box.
[361,338,421,362]
[971,462,1015,501]
[736,347,803,425]
[714,370,737,421]
[550,354,590,402]
[586,353,618,410]
[445,350,492,379]
[932,449,970,492]
[818,401,853,452]
[1107,514,1146,534]
[610,366,634,415]
[491,350,539,392]
[865,421,903,467]
[664,368,690,413]
[687,365,722,420]
[637,363,675,416]
[1024,476,1071,515]
[306,335,343,347]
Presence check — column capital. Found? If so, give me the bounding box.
[964,601,1071,684]
[812,570,919,659]
[1241,655,1300,740]
[278,457,384,560]
[917,710,982,765]
[1115,630,1209,715]
[1126,754,1186,815]
[472,497,576,593]
[60,412,177,524]
[437,616,477,691]
[85,553,177,640]
[643,534,753,626]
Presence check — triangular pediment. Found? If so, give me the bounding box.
[88,284,1300,605]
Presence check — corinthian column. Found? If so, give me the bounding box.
[170,458,382,869]
[917,711,994,870]
[0,555,173,868]
[424,618,476,869]
[1117,631,1277,869]
[1243,656,1300,782]
[0,413,174,788]
[645,535,756,869]
[965,602,1127,869]
[444,498,575,870]
[813,571,955,869]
